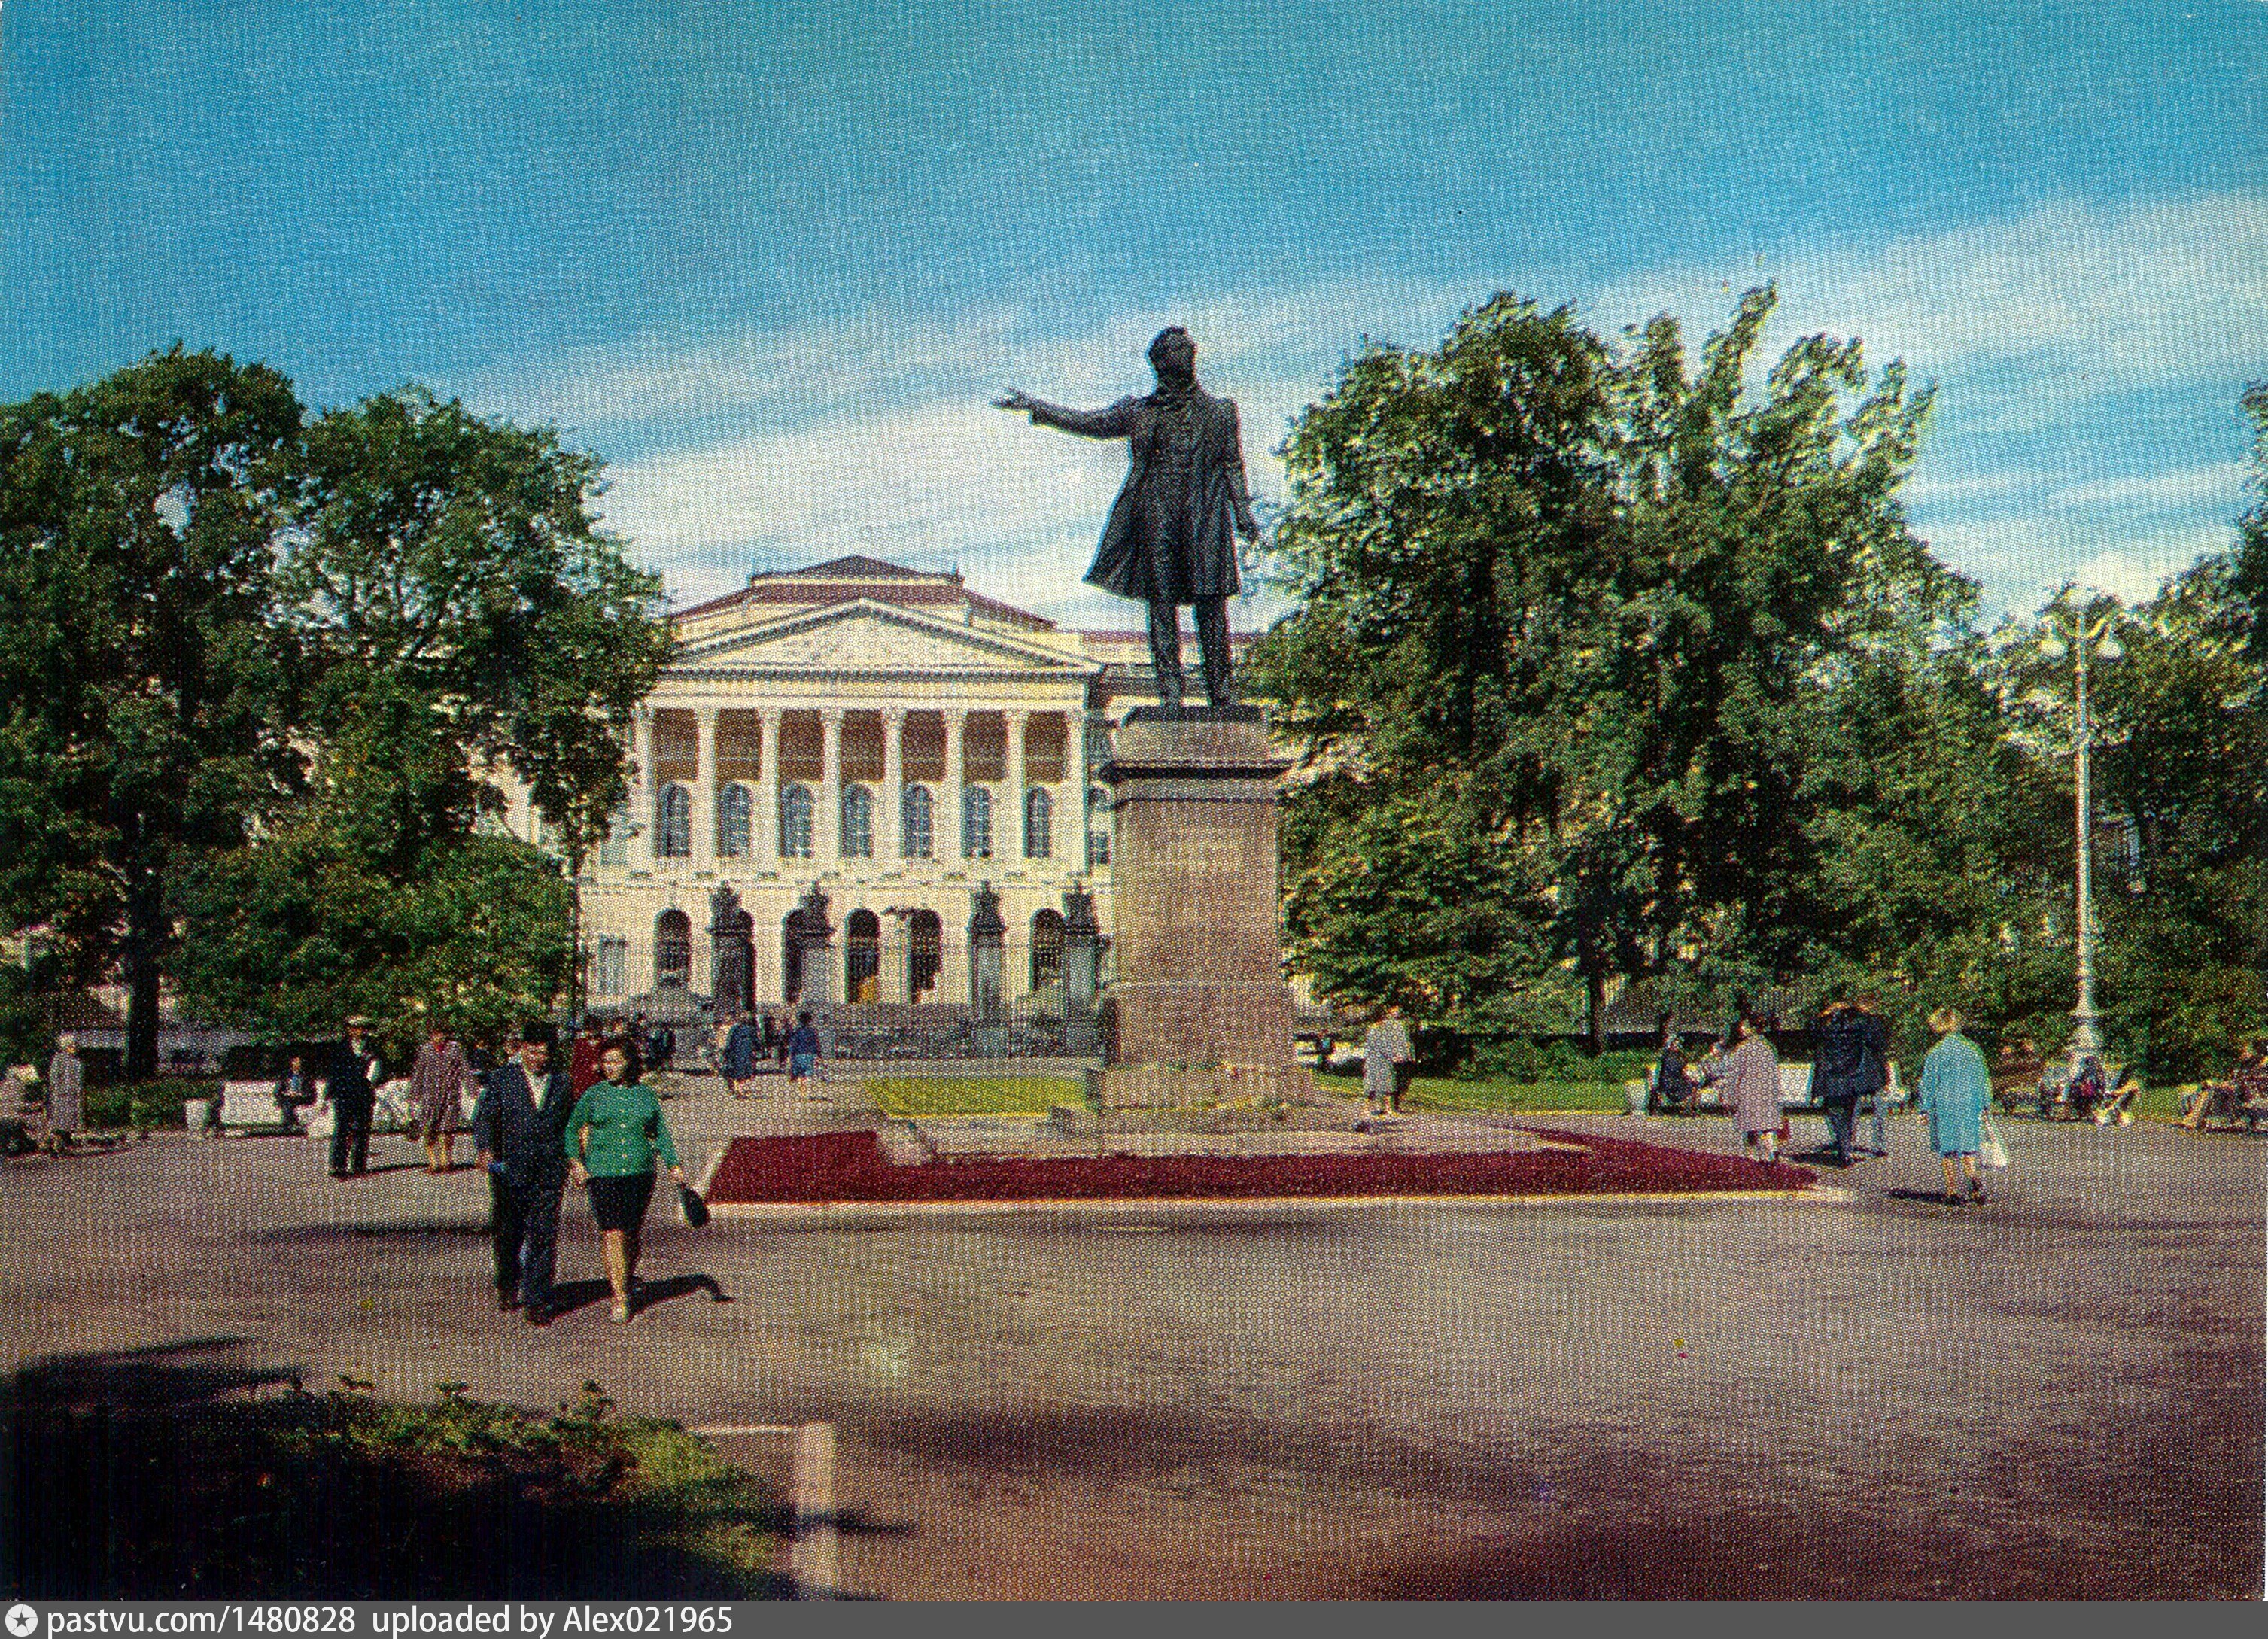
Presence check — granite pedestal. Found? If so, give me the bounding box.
[1101,707,1305,1090]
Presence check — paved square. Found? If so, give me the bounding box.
[2,1087,2259,1598]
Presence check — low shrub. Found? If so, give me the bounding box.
[80,1077,210,1130]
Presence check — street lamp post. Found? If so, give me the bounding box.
[2042,607,2122,1063]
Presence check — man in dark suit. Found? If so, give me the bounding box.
[473,1020,576,1324]
[325,1018,382,1178]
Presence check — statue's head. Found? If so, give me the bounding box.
[1148,326,1196,386]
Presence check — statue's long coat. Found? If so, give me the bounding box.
[1025,388,1256,602]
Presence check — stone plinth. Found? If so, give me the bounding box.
[1103,707,1303,1078]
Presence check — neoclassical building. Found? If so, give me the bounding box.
[491,555,1247,1016]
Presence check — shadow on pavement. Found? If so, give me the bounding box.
[635,1273,733,1311]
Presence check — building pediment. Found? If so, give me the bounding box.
[669,598,1097,680]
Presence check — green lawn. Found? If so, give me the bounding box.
[1322,1075,1639,1113]
[868,1074,1084,1118]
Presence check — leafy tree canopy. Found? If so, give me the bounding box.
[1252,287,1961,1037]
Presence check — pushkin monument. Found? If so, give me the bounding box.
[997,328,1303,1088]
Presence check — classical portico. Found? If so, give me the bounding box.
[497,557,1196,1015]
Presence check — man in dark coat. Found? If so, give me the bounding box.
[325,1018,382,1178]
[996,327,1263,710]
[1851,993,1894,1153]
[1810,998,1880,1167]
[473,1022,576,1324]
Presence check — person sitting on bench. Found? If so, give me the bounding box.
[2185,1036,2268,1130]
[1651,1024,1701,1114]
[273,1054,319,1133]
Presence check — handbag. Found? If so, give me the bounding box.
[1978,1114,2010,1171]
[679,1183,710,1228]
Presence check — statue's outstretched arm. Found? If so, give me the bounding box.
[993,391,1139,440]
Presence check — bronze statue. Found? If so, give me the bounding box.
[996,327,1261,710]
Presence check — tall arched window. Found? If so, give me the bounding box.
[716,783,752,858]
[900,783,933,859]
[1023,786,1053,860]
[846,908,880,1002]
[597,803,632,866]
[908,909,942,999]
[962,785,993,860]
[778,783,814,859]
[1030,908,1064,993]
[655,908,692,988]
[655,783,692,859]
[1086,786,1111,866]
[840,783,874,859]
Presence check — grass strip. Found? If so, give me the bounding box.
[1400,1077,1637,1113]
[868,1074,1084,1118]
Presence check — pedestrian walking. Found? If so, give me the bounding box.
[719,1011,760,1098]
[1810,997,1873,1166]
[473,1021,576,1324]
[1919,1006,1993,1205]
[44,1034,84,1154]
[324,1018,382,1178]
[1361,1005,1415,1117]
[1851,993,1895,1154]
[409,1024,473,1173]
[1724,1013,1785,1162]
[568,1017,607,1097]
[565,1043,686,1323]
[786,1011,822,1084]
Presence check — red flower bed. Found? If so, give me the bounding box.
[703,1126,1813,1206]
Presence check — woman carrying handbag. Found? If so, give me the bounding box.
[1919,1007,1995,1205]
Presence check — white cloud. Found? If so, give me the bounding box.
[1923,515,2236,607]
[494,275,1468,439]
[485,191,2263,624]
[2050,461,2250,511]
[558,275,1477,625]
[1585,190,2268,415]
[1900,469,2052,505]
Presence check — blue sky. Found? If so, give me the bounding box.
[6,0,2266,628]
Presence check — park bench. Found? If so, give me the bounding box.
[1992,1063,2046,1114]
[218,1076,421,1136]
[1659,1060,1907,1115]
[2184,1066,2268,1132]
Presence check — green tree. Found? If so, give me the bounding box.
[172,829,574,1045]
[2230,382,2267,664]
[172,388,670,1038]
[0,348,303,1077]
[1253,288,1956,1043]
[2089,560,2268,1076]
[285,387,671,856]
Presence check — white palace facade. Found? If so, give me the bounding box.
[490,555,1244,1017]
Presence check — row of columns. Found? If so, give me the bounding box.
[620,704,1093,870]
[591,905,1093,1008]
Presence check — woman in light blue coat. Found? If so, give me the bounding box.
[1920,1006,1993,1204]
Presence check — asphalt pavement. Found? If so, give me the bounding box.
[2,1073,2259,1599]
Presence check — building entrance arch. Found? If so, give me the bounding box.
[907,909,942,1001]
[846,909,881,1002]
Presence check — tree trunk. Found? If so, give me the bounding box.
[1585,968,1607,1058]
[123,871,164,1081]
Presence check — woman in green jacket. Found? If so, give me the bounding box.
[566,1044,686,1321]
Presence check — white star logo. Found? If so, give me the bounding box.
[7,1604,38,1637]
